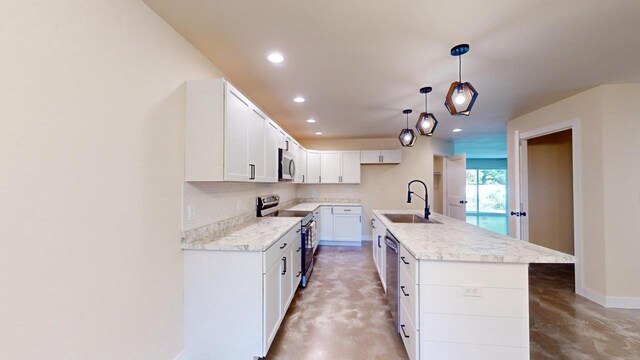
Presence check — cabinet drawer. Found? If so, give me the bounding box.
[400,265,419,329]
[400,244,418,284]
[263,225,299,273]
[332,206,361,214]
[400,300,419,360]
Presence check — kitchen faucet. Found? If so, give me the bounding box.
[407,180,431,220]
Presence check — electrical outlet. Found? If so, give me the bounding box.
[187,205,195,221]
[462,285,482,297]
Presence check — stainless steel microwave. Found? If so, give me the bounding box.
[278,149,296,182]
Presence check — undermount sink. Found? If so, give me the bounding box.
[383,213,441,224]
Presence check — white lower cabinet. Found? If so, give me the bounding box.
[372,214,387,290]
[318,206,362,244]
[388,242,531,360]
[183,224,301,359]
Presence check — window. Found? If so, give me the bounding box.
[466,168,508,235]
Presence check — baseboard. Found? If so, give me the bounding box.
[605,296,640,309]
[173,351,183,360]
[577,288,640,309]
[319,240,362,247]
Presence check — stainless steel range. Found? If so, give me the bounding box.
[257,195,317,287]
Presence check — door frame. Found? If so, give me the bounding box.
[514,118,584,295]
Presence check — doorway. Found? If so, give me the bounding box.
[514,118,583,295]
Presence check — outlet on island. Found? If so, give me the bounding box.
[462,285,482,297]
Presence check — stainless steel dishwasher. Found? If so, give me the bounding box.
[385,230,400,333]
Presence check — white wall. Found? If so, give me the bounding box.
[0,1,222,358]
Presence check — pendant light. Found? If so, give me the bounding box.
[398,109,416,147]
[444,44,478,116]
[415,86,438,136]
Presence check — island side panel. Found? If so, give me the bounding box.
[419,261,530,360]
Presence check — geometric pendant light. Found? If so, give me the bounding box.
[398,109,417,147]
[444,44,478,116]
[415,86,438,136]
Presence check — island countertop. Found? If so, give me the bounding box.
[181,217,301,251]
[374,210,575,263]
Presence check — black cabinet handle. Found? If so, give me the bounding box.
[280,242,287,249]
[296,228,301,233]
[401,324,410,338]
[401,256,410,265]
[281,257,287,275]
[401,285,409,297]
[296,271,301,278]
[377,235,381,248]
[296,247,301,253]
[303,175,305,183]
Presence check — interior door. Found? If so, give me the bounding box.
[340,151,361,183]
[445,153,467,221]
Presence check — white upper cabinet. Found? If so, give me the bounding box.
[186,78,276,182]
[318,151,361,184]
[320,151,341,183]
[265,121,279,182]
[307,151,321,184]
[296,146,307,183]
[341,151,361,183]
[360,150,402,164]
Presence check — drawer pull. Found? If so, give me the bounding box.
[343,209,351,212]
[280,242,287,249]
[401,324,410,338]
[296,271,301,278]
[401,285,410,297]
[401,256,410,265]
[296,247,301,253]
[296,229,301,233]
[281,257,287,275]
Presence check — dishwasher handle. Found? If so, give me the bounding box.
[384,235,398,253]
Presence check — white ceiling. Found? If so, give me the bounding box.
[144,0,640,141]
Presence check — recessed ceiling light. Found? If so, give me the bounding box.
[267,52,284,63]
[306,119,316,123]
[314,132,323,135]
[452,128,463,132]
[293,96,305,103]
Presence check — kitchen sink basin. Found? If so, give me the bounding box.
[382,213,441,224]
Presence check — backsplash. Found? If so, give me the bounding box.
[297,184,361,200]
[183,182,297,231]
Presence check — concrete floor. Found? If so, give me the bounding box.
[264,243,640,360]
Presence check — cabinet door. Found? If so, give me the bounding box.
[361,150,381,164]
[381,150,402,164]
[320,151,341,183]
[319,207,334,240]
[307,151,321,184]
[277,131,286,149]
[248,108,267,181]
[292,243,302,289]
[297,148,307,183]
[265,121,279,182]
[279,252,292,314]
[263,261,281,349]
[371,217,379,264]
[333,214,361,242]
[340,151,361,183]
[224,84,251,181]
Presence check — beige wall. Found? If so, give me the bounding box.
[0,1,224,358]
[507,84,640,302]
[526,130,574,254]
[299,137,453,237]
[601,84,640,299]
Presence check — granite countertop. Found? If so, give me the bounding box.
[373,210,575,264]
[286,202,362,212]
[181,217,301,251]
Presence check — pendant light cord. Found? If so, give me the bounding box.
[406,113,409,128]
[458,54,462,83]
[425,92,428,114]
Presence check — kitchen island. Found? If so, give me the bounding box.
[371,210,574,360]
